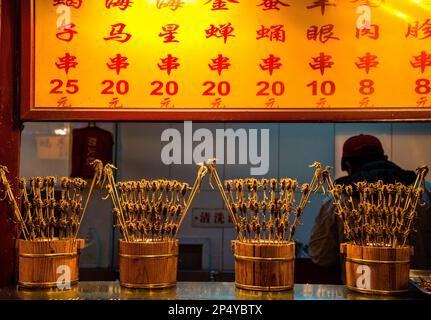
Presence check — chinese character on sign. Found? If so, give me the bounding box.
[406,19,431,40]
[56,23,78,42]
[257,0,290,11]
[309,52,333,75]
[316,97,328,108]
[208,54,231,75]
[411,51,431,73]
[214,212,225,224]
[265,98,279,108]
[159,24,180,43]
[107,54,129,75]
[158,54,180,75]
[104,23,132,43]
[416,96,429,107]
[355,24,379,39]
[206,23,235,44]
[259,54,282,76]
[306,24,339,43]
[57,97,71,108]
[306,0,336,15]
[53,0,82,8]
[156,0,184,11]
[256,25,286,42]
[109,97,124,108]
[160,98,175,108]
[204,0,239,11]
[55,53,78,74]
[200,211,210,223]
[351,0,384,7]
[105,0,133,10]
[359,97,373,107]
[355,52,379,74]
[211,98,226,108]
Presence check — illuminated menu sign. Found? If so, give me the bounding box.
[21,0,431,120]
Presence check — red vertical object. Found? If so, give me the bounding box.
[0,0,20,287]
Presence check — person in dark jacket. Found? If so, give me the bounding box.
[308,134,431,273]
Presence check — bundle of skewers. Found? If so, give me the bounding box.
[0,161,103,241]
[206,160,326,243]
[321,165,429,248]
[102,163,208,242]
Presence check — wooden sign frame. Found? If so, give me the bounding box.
[20,0,431,122]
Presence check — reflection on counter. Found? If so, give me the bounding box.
[0,282,425,300]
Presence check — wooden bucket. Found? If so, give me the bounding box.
[18,239,85,289]
[232,240,295,291]
[119,240,179,289]
[341,243,412,295]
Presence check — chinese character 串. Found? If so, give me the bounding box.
[205,23,235,44]
[208,54,231,75]
[306,24,339,43]
[355,52,379,74]
[107,54,129,75]
[204,0,239,11]
[158,54,180,75]
[411,51,431,73]
[406,19,431,40]
[52,0,82,9]
[156,0,184,11]
[256,25,286,42]
[105,0,133,10]
[56,23,78,42]
[55,53,78,74]
[355,24,379,39]
[309,52,334,75]
[259,54,282,75]
[159,24,180,43]
[257,0,290,11]
[306,0,336,16]
[104,23,132,43]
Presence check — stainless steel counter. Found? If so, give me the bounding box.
[0,282,427,300]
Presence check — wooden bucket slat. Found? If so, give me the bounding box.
[232,240,295,292]
[344,243,411,295]
[18,239,84,289]
[119,240,179,289]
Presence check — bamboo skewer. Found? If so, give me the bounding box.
[207,159,324,244]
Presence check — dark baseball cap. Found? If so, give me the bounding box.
[342,134,384,159]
